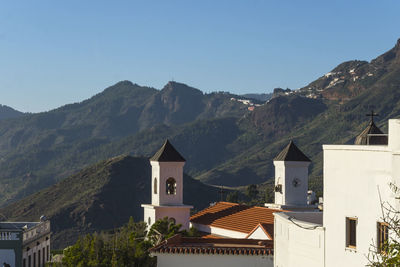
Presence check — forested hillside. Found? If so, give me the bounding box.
[0,155,221,248]
[0,38,400,209]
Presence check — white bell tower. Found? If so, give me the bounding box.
[266,140,312,210]
[142,140,192,230]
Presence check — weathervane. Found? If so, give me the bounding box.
[366,110,379,123]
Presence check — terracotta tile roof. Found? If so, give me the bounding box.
[150,234,273,256]
[190,202,280,235]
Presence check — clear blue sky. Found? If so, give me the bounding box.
[1,1,399,112]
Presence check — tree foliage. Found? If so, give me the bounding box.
[61,216,200,266]
[368,183,400,266]
[246,184,258,199]
[62,217,155,267]
[226,191,239,203]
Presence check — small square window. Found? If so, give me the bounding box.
[346,217,357,248]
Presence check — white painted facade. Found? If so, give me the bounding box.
[274,212,324,267]
[274,161,310,207]
[323,132,395,266]
[150,161,185,206]
[153,253,273,267]
[273,119,400,267]
[247,226,271,240]
[190,222,248,238]
[143,204,192,230]
[142,159,192,230]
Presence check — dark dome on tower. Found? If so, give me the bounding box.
[354,121,387,145]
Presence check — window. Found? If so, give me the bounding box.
[33,252,36,267]
[23,258,26,267]
[38,249,41,267]
[47,245,49,261]
[346,217,357,248]
[154,178,157,194]
[378,222,389,253]
[148,217,151,226]
[28,256,31,267]
[166,177,176,195]
[42,247,45,263]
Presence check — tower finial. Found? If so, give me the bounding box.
[366,110,379,123]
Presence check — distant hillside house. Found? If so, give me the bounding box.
[0,218,50,267]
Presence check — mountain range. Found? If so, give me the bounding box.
[0,38,400,248]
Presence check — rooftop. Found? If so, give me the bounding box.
[190,202,279,235]
[274,140,311,162]
[274,211,323,227]
[150,234,273,256]
[150,139,186,162]
[354,120,388,145]
[0,222,40,231]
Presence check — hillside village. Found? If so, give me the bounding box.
[141,116,398,267]
[0,33,399,267]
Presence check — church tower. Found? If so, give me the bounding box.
[142,140,192,230]
[266,140,311,209]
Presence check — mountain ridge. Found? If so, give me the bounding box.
[0,38,400,209]
[0,155,222,249]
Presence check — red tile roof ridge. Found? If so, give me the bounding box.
[190,202,283,235]
[149,234,274,256]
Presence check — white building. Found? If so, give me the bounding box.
[142,140,193,230]
[190,201,276,240]
[274,118,397,267]
[145,141,276,267]
[150,234,274,267]
[265,140,316,211]
[0,218,51,267]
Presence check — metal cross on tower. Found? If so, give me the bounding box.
[366,110,379,123]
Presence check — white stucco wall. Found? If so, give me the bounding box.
[151,161,185,206]
[274,212,324,267]
[323,144,394,267]
[143,205,192,230]
[154,253,273,267]
[190,223,248,238]
[274,161,310,206]
[247,226,271,239]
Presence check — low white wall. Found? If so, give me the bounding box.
[144,205,192,230]
[155,253,273,267]
[191,223,247,238]
[274,212,324,267]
